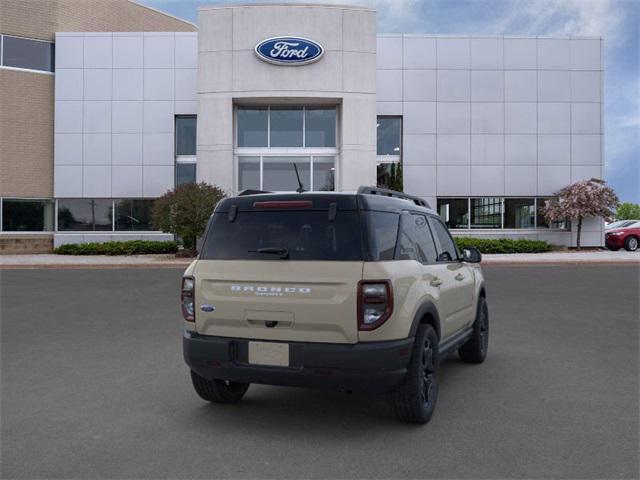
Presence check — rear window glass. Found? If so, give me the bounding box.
[364,211,399,261]
[201,211,363,261]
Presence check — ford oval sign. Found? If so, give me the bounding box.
[255,37,324,66]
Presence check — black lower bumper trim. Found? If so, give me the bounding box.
[183,331,414,393]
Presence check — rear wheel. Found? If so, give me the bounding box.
[458,296,489,364]
[390,324,439,424]
[624,236,638,251]
[190,370,249,403]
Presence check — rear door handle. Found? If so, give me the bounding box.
[430,277,443,287]
[455,273,465,281]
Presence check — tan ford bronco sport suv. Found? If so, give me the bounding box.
[182,187,488,424]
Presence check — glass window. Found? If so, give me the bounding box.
[237,107,268,147]
[2,35,54,72]
[364,211,400,261]
[396,213,435,263]
[175,116,196,156]
[312,157,335,191]
[2,199,54,231]
[437,198,469,229]
[377,117,401,156]
[536,198,569,229]
[428,217,459,262]
[270,107,303,147]
[238,156,260,191]
[262,156,310,192]
[305,107,336,147]
[57,199,112,231]
[504,198,535,229]
[176,163,196,187]
[471,197,502,229]
[376,161,403,191]
[114,199,155,231]
[201,211,363,261]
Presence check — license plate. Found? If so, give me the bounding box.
[248,341,289,367]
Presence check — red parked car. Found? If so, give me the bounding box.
[605,221,640,251]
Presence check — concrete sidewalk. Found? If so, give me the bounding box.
[1,250,639,268]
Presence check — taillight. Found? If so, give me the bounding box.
[181,276,195,322]
[358,280,393,331]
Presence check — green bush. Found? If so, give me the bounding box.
[454,237,553,254]
[54,240,178,256]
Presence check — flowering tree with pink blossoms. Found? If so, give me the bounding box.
[543,178,619,250]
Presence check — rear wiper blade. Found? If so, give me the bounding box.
[249,247,290,259]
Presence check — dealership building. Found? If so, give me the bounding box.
[0,1,604,252]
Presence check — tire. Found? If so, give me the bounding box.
[390,324,439,424]
[458,296,489,364]
[624,236,639,252]
[190,370,249,404]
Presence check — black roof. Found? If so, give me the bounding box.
[215,190,436,215]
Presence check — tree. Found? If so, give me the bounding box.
[152,182,226,253]
[542,178,619,250]
[616,202,640,220]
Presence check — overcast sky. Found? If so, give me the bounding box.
[141,0,639,203]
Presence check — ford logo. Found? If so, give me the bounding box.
[200,304,215,312]
[255,36,324,66]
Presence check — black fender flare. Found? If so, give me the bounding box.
[409,301,442,339]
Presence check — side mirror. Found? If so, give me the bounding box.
[461,247,482,263]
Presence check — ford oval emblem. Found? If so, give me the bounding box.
[255,36,324,66]
[200,304,215,312]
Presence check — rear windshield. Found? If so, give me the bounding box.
[201,210,363,261]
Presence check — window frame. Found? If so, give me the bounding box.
[376,116,403,190]
[436,197,570,231]
[235,105,339,193]
[427,215,461,263]
[175,115,197,186]
[0,34,55,75]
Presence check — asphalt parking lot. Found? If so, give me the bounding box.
[1,266,638,479]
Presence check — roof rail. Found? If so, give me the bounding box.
[238,189,272,196]
[357,186,431,209]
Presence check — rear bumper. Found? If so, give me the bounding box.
[183,331,414,393]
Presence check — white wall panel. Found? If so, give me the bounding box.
[113,35,143,68]
[83,69,112,101]
[112,101,143,133]
[471,135,504,165]
[437,135,470,164]
[403,134,436,165]
[504,38,536,69]
[437,70,470,101]
[505,103,536,134]
[55,166,83,197]
[55,35,84,68]
[571,103,601,134]
[505,135,537,165]
[403,70,436,101]
[402,36,436,69]
[376,70,403,101]
[538,165,570,195]
[538,103,570,134]
[571,135,601,165]
[437,166,470,195]
[143,35,174,68]
[112,134,143,165]
[403,165,436,196]
[471,165,504,195]
[84,36,112,69]
[571,71,601,102]
[470,38,503,69]
[112,69,143,100]
[403,102,436,134]
[83,101,111,133]
[143,133,174,165]
[55,101,83,133]
[471,71,503,101]
[538,135,570,165]
[56,69,83,100]
[83,165,111,197]
[537,39,570,69]
[55,134,83,165]
[144,69,174,100]
[471,103,503,134]
[538,70,570,101]
[436,38,470,69]
[377,36,403,69]
[437,103,470,134]
[112,165,143,197]
[505,165,537,195]
[571,39,601,70]
[505,71,536,102]
[83,133,111,165]
[175,34,198,68]
[143,166,174,197]
[143,101,174,133]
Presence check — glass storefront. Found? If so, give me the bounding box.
[57,199,112,231]
[1,199,54,231]
[437,198,469,229]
